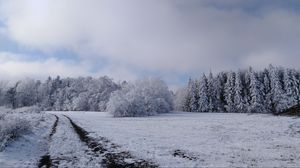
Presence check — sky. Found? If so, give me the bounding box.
[0,0,300,89]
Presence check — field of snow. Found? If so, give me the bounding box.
[58,111,300,167]
[1,110,299,167]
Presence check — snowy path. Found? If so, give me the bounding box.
[38,114,59,167]
[1,113,157,167]
[39,114,103,167]
[63,115,158,168]
[39,114,157,168]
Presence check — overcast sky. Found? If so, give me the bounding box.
[0,0,300,88]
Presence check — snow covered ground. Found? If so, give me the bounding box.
[0,110,55,168]
[47,114,103,167]
[1,110,299,167]
[57,111,300,167]
[1,110,155,168]
[0,112,104,167]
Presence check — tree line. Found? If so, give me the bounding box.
[0,76,120,111]
[175,65,300,114]
[1,65,299,115]
[0,76,173,117]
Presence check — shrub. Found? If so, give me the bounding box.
[0,115,31,150]
[0,106,42,151]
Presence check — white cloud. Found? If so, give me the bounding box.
[0,0,300,82]
[0,52,87,79]
[0,52,138,81]
[243,50,300,70]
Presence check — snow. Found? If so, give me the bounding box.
[0,112,103,167]
[57,111,300,167]
[48,115,102,167]
[1,110,299,167]
[0,112,55,168]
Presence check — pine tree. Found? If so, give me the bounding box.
[283,69,299,108]
[207,72,216,112]
[269,65,286,113]
[224,72,236,112]
[198,74,209,112]
[234,70,246,112]
[292,70,300,105]
[262,69,272,113]
[248,68,265,113]
[189,79,199,112]
[214,72,226,112]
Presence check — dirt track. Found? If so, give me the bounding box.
[38,114,59,168]
[64,115,158,168]
[38,114,158,168]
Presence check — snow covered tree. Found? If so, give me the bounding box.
[107,84,133,117]
[1,64,300,114]
[5,82,19,109]
[214,72,226,112]
[248,68,265,113]
[198,74,209,112]
[73,92,89,111]
[15,79,38,107]
[234,71,246,112]
[224,72,236,112]
[262,69,272,113]
[39,77,53,110]
[189,79,199,112]
[173,87,188,111]
[292,69,300,105]
[107,77,173,117]
[172,66,300,114]
[0,81,9,106]
[269,65,286,113]
[283,68,298,108]
[207,72,216,112]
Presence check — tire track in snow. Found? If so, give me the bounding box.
[64,115,158,168]
[172,149,199,161]
[38,114,59,168]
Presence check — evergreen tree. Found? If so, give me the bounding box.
[207,72,216,112]
[283,68,298,108]
[248,68,265,113]
[198,74,209,112]
[292,69,300,105]
[234,70,246,112]
[224,72,236,112]
[214,72,226,112]
[269,65,286,113]
[189,79,199,112]
[263,69,272,113]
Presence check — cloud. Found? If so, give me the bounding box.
[243,50,300,70]
[0,52,88,79]
[0,0,300,84]
[0,52,137,81]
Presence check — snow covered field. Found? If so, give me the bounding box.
[1,111,299,167]
[58,111,300,167]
